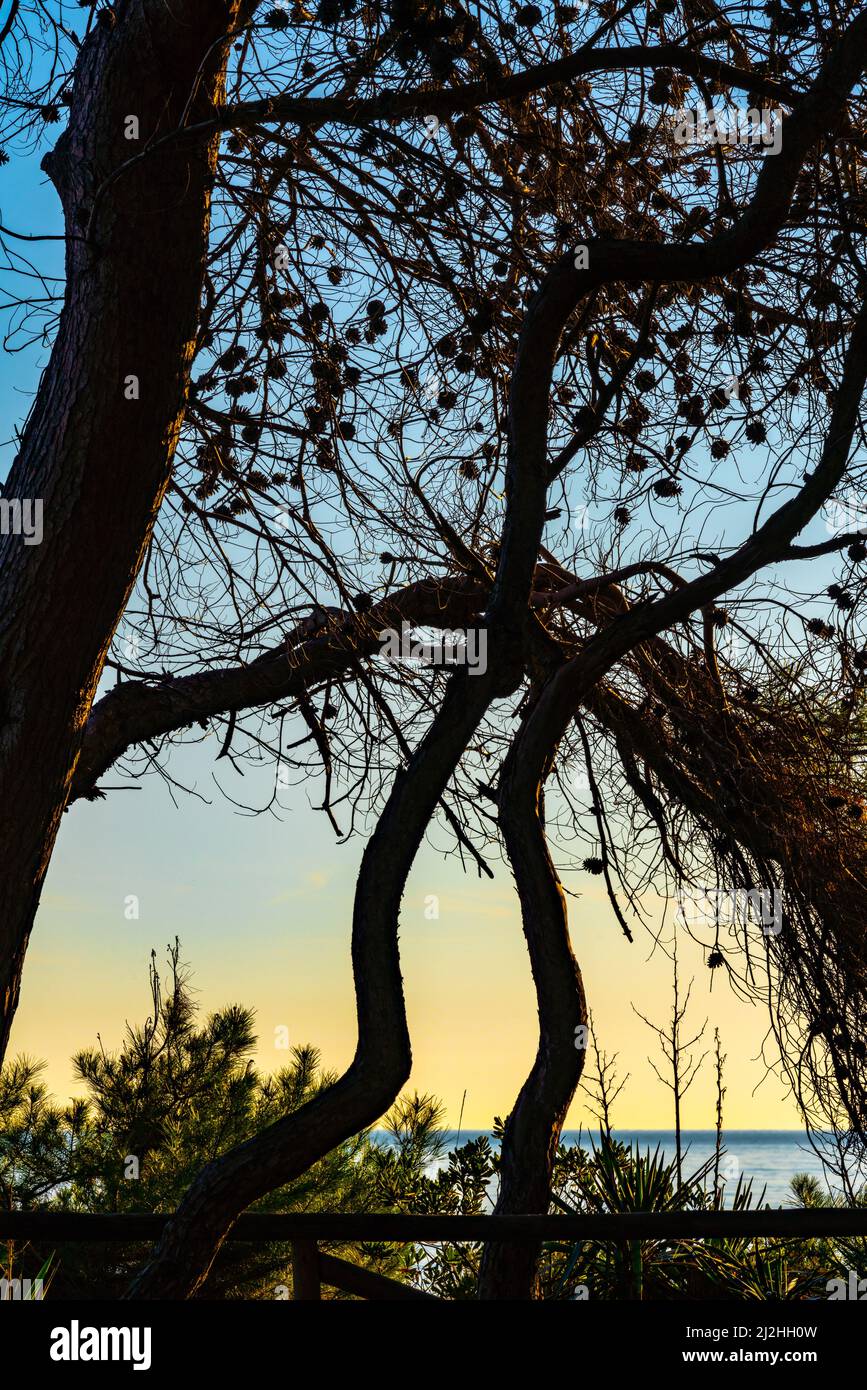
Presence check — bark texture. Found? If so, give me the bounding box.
[0,0,242,1058]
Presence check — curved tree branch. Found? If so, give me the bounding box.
[476,295,867,1298]
[71,578,487,801]
[477,685,587,1301]
[123,179,568,1296]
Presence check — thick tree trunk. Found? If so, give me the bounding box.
[0,1,242,1059]
[477,728,587,1300]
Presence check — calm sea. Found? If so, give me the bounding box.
[427,1130,855,1207]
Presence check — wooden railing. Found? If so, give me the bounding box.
[3,1209,866,1301]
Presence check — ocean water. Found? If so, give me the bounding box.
[428,1129,856,1207]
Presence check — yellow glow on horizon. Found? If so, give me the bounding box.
[13,862,801,1133]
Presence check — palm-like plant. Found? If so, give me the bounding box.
[545,1133,718,1299]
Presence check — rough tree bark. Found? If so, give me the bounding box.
[0,0,246,1060]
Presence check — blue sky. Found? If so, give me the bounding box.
[0,13,851,1129]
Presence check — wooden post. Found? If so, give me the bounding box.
[292,1239,321,1300]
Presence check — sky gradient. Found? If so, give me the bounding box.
[1,66,809,1135]
[9,735,802,1130]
